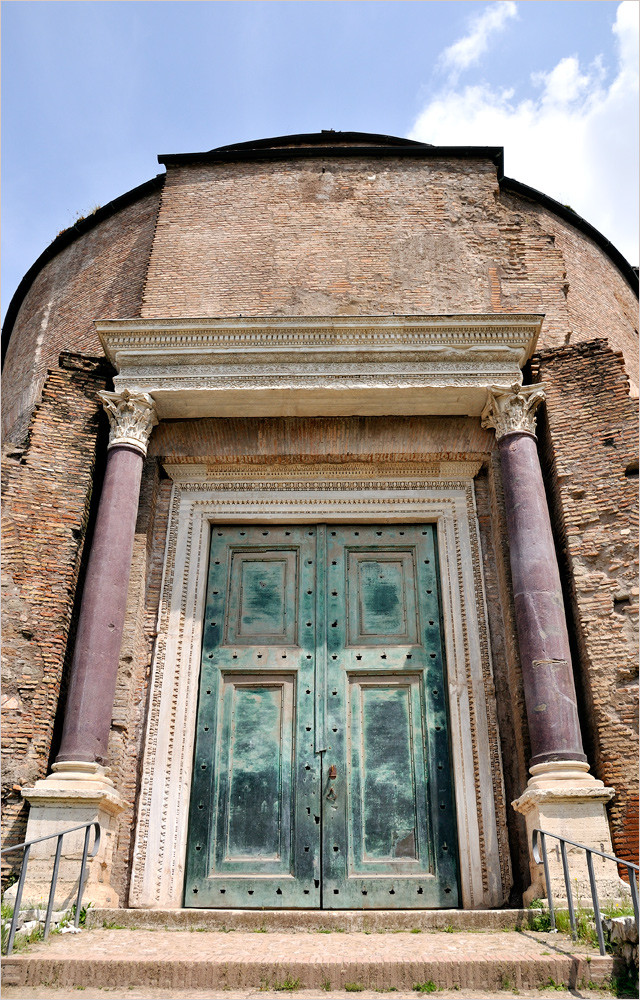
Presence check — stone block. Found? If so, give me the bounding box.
[7,765,126,909]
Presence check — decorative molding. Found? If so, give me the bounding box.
[480,384,547,441]
[161,461,484,483]
[98,389,158,455]
[129,462,510,911]
[96,315,543,420]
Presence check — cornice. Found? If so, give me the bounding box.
[97,314,542,357]
[96,314,543,420]
[161,460,483,484]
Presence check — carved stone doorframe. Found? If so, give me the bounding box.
[129,461,511,910]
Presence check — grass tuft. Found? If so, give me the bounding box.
[273,977,302,991]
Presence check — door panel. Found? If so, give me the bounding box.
[185,527,321,907]
[322,525,459,908]
[348,675,427,871]
[215,674,294,871]
[186,523,458,909]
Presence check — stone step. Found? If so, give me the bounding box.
[85,906,548,932]
[2,926,614,994]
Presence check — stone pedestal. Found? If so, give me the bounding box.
[10,764,126,909]
[513,764,622,906]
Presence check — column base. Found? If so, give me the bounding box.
[513,769,629,907]
[7,763,127,910]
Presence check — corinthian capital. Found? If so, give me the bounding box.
[481,383,547,441]
[98,389,158,456]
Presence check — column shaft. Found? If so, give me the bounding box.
[55,445,144,765]
[499,432,586,766]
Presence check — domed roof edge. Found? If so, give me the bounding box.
[210,130,431,151]
[1,174,165,368]
[158,136,504,167]
[3,157,637,369]
[502,176,638,296]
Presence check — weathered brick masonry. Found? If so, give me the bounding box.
[533,340,639,864]
[142,158,637,385]
[2,189,161,446]
[1,354,113,875]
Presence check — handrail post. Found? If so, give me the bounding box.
[43,834,64,941]
[6,845,30,956]
[2,821,102,956]
[74,824,93,928]
[531,827,639,949]
[628,866,639,931]
[539,832,556,931]
[559,840,577,941]
[585,849,606,956]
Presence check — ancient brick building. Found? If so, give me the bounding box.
[2,132,637,912]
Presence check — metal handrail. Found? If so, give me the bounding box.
[1,821,100,956]
[532,828,639,956]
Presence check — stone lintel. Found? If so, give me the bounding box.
[96,314,543,419]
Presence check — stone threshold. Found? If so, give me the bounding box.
[87,907,546,932]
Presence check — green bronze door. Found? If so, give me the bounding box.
[185,524,458,909]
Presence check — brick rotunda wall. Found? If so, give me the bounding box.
[141,156,638,384]
[1,355,112,878]
[2,188,161,446]
[533,339,639,865]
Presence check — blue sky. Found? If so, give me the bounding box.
[2,1,638,321]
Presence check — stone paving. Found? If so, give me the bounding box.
[1,927,616,996]
[0,987,620,1000]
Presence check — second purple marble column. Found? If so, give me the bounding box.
[481,384,586,769]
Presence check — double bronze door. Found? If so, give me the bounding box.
[186,524,458,908]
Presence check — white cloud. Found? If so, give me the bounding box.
[439,1,517,79]
[410,1,639,263]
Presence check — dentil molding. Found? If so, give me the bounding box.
[96,315,543,420]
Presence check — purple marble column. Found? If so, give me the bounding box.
[482,384,587,769]
[55,390,157,767]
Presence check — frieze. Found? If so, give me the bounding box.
[161,461,483,482]
[116,359,522,376]
[113,373,520,391]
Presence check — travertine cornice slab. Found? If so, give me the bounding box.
[96,315,543,419]
[161,460,484,483]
